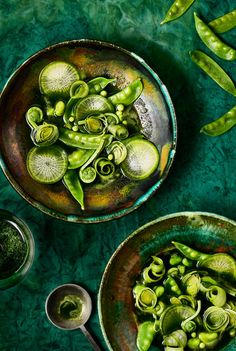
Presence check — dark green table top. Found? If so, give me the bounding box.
[0,1,236,350]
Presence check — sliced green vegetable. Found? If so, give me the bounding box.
[74,94,114,121]
[31,124,59,147]
[39,61,80,99]
[121,138,159,180]
[26,145,68,184]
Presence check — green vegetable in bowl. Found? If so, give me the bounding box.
[25,60,160,210]
[133,242,236,350]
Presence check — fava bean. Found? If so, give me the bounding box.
[190,50,236,96]
[161,0,195,25]
[136,321,156,351]
[54,101,65,117]
[209,9,236,34]
[194,13,236,61]
[200,106,236,136]
[108,78,143,106]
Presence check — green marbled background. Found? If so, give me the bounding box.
[0,0,236,350]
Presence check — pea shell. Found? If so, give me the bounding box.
[161,0,196,25]
[208,9,236,34]
[200,106,236,137]
[194,13,236,61]
[190,50,236,96]
[63,170,84,210]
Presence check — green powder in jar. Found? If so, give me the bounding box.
[58,294,83,321]
[0,220,27,279]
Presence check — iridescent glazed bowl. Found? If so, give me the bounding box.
[0,40,177,223]
[98,211,236,351]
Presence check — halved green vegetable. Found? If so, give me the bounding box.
[39,61,80,99]
[121,138,159,180]
[74,94,114,121]
[26,145,68,184]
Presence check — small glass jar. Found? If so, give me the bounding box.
[0,209,35,289]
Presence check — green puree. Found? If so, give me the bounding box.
[58,295,83,320]
[0,220,27,279]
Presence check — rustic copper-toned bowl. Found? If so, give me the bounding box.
[0,40,177,223]
[98,212,236,350]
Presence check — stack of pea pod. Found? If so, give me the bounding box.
[25,61,160,210]
[161,0,236,136]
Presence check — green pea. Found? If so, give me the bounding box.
[116,104,125,112]
[100,90,107,97]
[209,9,236,34]
[194,13,236,61]
[200,106,236,137]
[69,117,75,123]
[72,125,79,132]
[161,0,196,25]
[190,50,236,96]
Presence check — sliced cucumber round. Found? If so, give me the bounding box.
[197,253,236,281]
[39,61,80,99]
[120,139,159,180]
[27,145,68,184]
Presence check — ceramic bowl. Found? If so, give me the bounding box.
[0,209,35,289]
[0,39,177,223]
[98,211,236,351]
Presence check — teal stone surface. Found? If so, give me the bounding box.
[0,0,236,350]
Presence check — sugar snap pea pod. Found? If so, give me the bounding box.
[87,77,116,94]
[79,166,97,184]
[63,170,84,210]
[190,50,236,96]
[194,13,236,61]
[163,330,187,348]
[68,149,94,169]
[209,9,236,34]
[206,285,227,307]
[80,138,107,172]
[203,306,229,332]
[70,80,89,99]
[63,97,80,126]
[161,0,195,25]
[136,321,156,351]
[200,106,236,136]
[164,276,182,296]
[108,78,143,106]
[94,157,116,182]
[58,127,113,149]
[172,241,209,261]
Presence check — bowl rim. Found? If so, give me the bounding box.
[98,211,236,350]
[0,39,177,223]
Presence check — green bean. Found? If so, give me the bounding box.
[58,127,113,149]
[194,13,236,61]
[136,321,156,351]
[108,78,143,106]
[200,106,236,136]
[87,77,116,94]
[63,170,84,210]
[161,0,196,25]
[190,50,236,96]
[209,9,236,34]
[80,138,107,171]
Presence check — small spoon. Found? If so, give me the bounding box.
[45,283,102,351]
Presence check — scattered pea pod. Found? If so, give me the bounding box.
[194,13,236,61]
[189,50,236,96]
[208,9,236,34]
[200,106,236,137]
[161,0,195,25]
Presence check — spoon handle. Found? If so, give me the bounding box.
[80,325,103,351]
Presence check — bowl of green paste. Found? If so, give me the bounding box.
[0,209,35,289]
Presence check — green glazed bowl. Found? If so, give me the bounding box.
[0,39,176,223]
[0,209,35,290]
[98,211,236,351]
